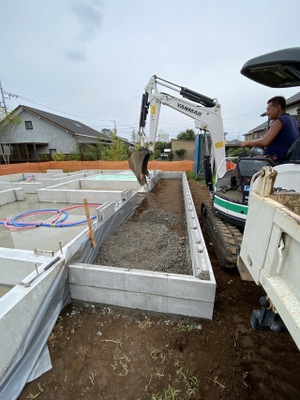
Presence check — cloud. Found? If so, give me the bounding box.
[67,0,103,61]
[65,49,87,62]
[72,0,103,39]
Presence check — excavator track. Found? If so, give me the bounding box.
[200,202,243,270]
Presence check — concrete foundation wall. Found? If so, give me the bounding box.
[69,264,215,319]
[68,173,216,320]
[0,257,66,384]
[0,171,96,194]
[0,248,55,285]
[80,179,141,191]
[37,188,130,203]
[0,188,25,205]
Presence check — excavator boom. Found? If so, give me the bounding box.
[129,75,226,186]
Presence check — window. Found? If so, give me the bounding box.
[25,121,33,130]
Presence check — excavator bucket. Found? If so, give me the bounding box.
[128,148,151,186]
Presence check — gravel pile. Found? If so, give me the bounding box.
[93,206,192,275]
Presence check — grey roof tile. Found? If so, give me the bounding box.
[18,105,111,140]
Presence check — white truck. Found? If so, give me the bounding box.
[239,164,300,348]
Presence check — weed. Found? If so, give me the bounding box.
[138,318,153,329]
[26,383,44,399]
[150,348,167,363]
[100,337,122,350]
[111,353,131,377]
[89,372,95,386]
[208,375,226,390]
[150,364,200,400]
[186,171,205,183]
[145,377,152,392]
[176,363,200,398]
[151,384,181,400]
[151,348,162,360]
[176,322,197,332]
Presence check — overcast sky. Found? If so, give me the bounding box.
[1,0,299,142]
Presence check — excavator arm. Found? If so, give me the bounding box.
[129,75,226,186]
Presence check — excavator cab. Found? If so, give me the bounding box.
[235,156,276,202]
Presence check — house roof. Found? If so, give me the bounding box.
[13,105,112,142]
[260,91,300,117]
[249,91,300,134]
[286,91,300,106]
[250,120,268,133]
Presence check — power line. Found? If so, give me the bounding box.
[1,88,116,123]
[1,85,266,136]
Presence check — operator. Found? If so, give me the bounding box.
[240,96,299,163]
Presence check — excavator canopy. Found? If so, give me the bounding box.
[241,47,300,88]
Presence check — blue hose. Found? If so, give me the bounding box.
[1,207,97,228]
[10,209,68,227]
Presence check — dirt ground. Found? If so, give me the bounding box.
[19,179,300,400]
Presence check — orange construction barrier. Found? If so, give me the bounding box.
[226,161,236,171]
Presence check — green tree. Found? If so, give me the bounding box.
[176,128,195,141]
[52,152,65,161]
[152,141,172,160]
[227,147,250,158]
[0,111,21,163]
[101,131,129,161]
[79,142,104,161]
[175,148,186,158]
[155,141,171,151]
[131,128,139,144]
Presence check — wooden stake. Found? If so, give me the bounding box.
[83,197,96,248]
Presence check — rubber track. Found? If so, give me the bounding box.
[200,202,243,269]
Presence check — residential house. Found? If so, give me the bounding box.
[0,105,129,163]
[243,92,300,141]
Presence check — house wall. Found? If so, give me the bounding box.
[0,111,76,155]
[171,140,195,161]
[245,128,267,141]
[287,104,299,114]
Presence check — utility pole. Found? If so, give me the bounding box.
[0,80,8,116]
[0,81,19,119]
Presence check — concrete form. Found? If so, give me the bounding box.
[0,169,216,399]
[69,173,215,319]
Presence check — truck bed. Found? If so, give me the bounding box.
[240,166,300,350]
